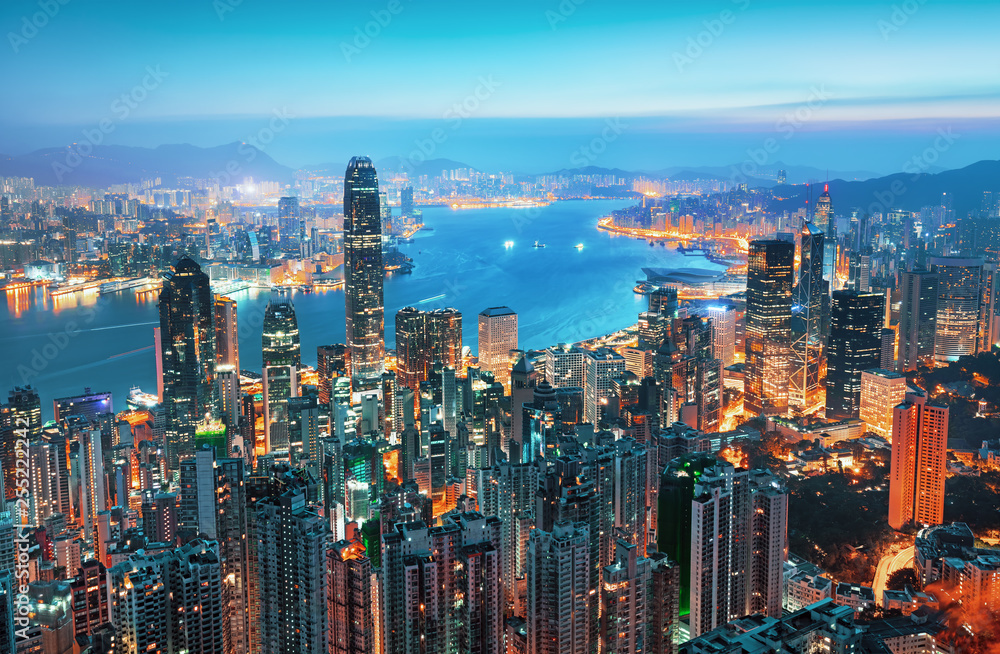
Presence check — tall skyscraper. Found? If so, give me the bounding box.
[978,262,998,353]
[478,306,518,393]
[256,472,328,654]
[585,348,626,425]
[601,540,652,654]
[158,257,218,469]
[262,294,301,453]
[317,344,349,405]
[898,270,938,371]
[528,521,592,654]
[395,306,463,392]
[888,391,948,530]
[79,429,106,541]
[647,552,681,654]
[744,240,794,416]
[704,305,736,368]
[790,223,825,410]
[859,369,907,439]
[343,156,385,392]
[825,290,884,420]
[214,294,239,371]
[930,256,983,364]
[814,184,836,290]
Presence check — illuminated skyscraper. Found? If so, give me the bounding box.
[601,540,651,654]
[585,348,626,425]
[888,391,948,530]
[214,294,239,371]
[343,156,385,392]
[478,306,518,393]
[898,270,938,372]
[262,294,301,453]
[327,540,375,654]
[930,256,983,364]
[317,344,349,406]
[528,521,592,654]
[859,369,906,439]
[704,305,736,368]
[790,223,825,410]
[814,184,836,289]
[395,307,463,392]
[744,240,794,416]
[158,257,218,470]
[825,290,884,420]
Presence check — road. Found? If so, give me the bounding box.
[872,545,915,606]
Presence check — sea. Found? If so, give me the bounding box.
[0,199,726,419]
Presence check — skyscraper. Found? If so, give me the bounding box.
[52,388,112,424]
[826,291,884,420]
[744,240,794,416]
[704,305,736,368]
[327,539,375,654]
[814,184,836,289]
[528,521,592,654]
[395,306,463,392]
[790,223,825,411]
[898,270,938,371]
[888,390,948,530]
[158,257,218,469]
[859,369,906,439]
[478,306,518,393]
[262,294,301,453]
[930,256,983,363]
[601,540,652,654]
[317,344,349,406]
[343,156,385,392]
[585,348,626,425]
[214,294,239,371]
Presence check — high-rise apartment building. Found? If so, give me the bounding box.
[328,539,375,654]
[859,369,906,439]
[888,391,948,530]
[528,521,592,654]
[344,156,385,392]
[744,240,794,416]
[478,306,518,393]
[826,291,884,420]
[898,270,939,371]
[585,348,626,425]
[601,540,651,654]
[382,512,504,654]
[931,256,983,363]
[647,552,681,654]
[159,257,218,469]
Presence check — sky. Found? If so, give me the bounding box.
[1,0,998,174]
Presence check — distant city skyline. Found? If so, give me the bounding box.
[1,0,998,172]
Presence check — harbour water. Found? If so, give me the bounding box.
[0,199,725,418]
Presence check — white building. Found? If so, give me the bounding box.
[705,305,737,368]
[585,348,626,425]
[545,343,588,388]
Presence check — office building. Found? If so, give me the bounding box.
[888,391,948,530]
[744,240,794,416]
[790,223,825,410]
[478,306,518,393]
[528,521,592,654]
[52,389,112,424]
[395,306,463,391]
[704,305,736,368]
[382,512,504,654]
[898,270,938,371]
[262,294,301,453]
[214,294,239,371]
[344,156,385,391]
[931,256,983,363]
[159,257,218,469]
[880,327,896,370]
[859,369,907,439]
[317,344,349,405]
[79,429,106,541]
[825,291,884,420]
[585,348,627,425]
[814,184,836,290]
[545,343,588,389]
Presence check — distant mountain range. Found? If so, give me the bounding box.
[769,160,1000,218]
[0,142,294,187]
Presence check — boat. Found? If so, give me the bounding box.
[504,240,514,249]
[677,244,711,256]
[99,277,156,294]
[126,386,160,410]
[575,243,584,250]
[533,241,546,248]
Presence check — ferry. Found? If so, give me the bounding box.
[575,243,584,250]
[100,277,157,294]
[126,386,160,410]
[533,241,546,248]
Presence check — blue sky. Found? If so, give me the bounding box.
[2,0,998,173]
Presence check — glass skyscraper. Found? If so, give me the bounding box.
[825,290,884,420]
[158,257,217,470]
[262,294,301,453]
[744,240,794,417]
[343,157,385,392]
